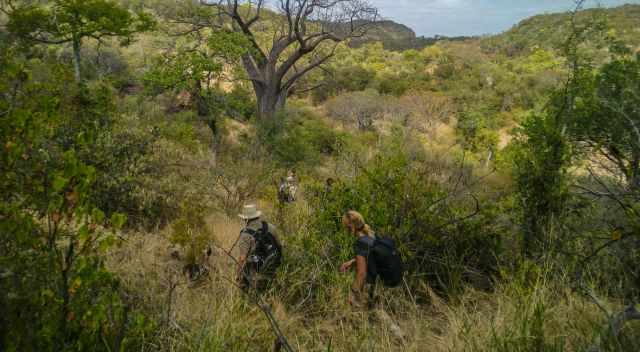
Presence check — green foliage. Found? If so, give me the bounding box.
[144,50,222,95]
[310,64,376,103]
[0,43,151,351]
[143,30,250,96]
[512,108,571,257]
[376,72,410,96]
[564,51,640,301]
[170,202,212,266]
[300,131,502,298]
[569,52,640,186]
[7,0,155,44]
[85,123,157,227]
[143,29,252,129]
[457,108,500,153]
[224,85,256,121]
[261,108,351,168]
[7,0,155,80]
[481,5,625,57]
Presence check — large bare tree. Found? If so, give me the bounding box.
[170,0,378,120]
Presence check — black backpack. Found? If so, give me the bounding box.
[278,182,289,203]
[244,221,283,273]
[366,236,404,287]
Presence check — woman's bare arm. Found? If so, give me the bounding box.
[340,258,356,272]
[352,255,367,293]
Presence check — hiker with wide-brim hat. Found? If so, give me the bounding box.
[236,204,282,291]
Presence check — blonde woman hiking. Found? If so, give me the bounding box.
[340,210,376,307]
[340,210,405,338]
[340,210,403,307]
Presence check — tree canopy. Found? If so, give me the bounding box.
[4,0,155,81]
[163,0,378,119]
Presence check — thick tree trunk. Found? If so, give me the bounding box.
[244,56,288,121]
[256,87,287,120]
[72,37,82,82]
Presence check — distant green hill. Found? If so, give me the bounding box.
[482,4,640,56]
[353,4,640,54]
[350,20,474,51]
[349,20,417,50]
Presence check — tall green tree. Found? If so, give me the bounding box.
[567,49,640,301]
[570,51,640,190]
[511,1,608,259]
[4,0,154,82]
[144,30,251,163]
[513,108,572,258]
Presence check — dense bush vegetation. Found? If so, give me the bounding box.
[2,1,640,351]
[0,42,152,351]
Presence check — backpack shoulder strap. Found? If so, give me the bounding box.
[357,235,375,248]
[374,237,393,250]
[242,227,258,239]
[261,221,269,235]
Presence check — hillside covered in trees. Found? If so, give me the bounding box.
[1,1,640,351]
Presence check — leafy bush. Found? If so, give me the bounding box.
[224,85,256,121]
[0,47,151,351]
[261,108,351,168]
[170,202,214,268]
[283,131,503,302]
[309,63,377,103]
[376,72,410,96]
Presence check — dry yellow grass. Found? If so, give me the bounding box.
[104,211,632,352]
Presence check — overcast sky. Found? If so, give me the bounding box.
[367,0,639,37]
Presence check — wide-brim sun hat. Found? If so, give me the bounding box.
[239,204,262,220]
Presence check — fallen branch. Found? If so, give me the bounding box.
[587,304,640,352]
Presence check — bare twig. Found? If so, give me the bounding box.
[587,304,640,352]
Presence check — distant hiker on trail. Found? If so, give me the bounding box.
[339,210,404,308]
[278,177,289,204]
[325,178,335,194]
[286,170,297,202]
[236,204,283,291]
[277,171,298,204]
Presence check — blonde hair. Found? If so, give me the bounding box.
[342,210,374,236]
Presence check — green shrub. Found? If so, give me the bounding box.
[224,85,256,121]
[170,202,213,266]
[282,131,503,302]
[262,108,351,168]
[376,72,410,96]
[309,64,376,103]
[0,48,152,351]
